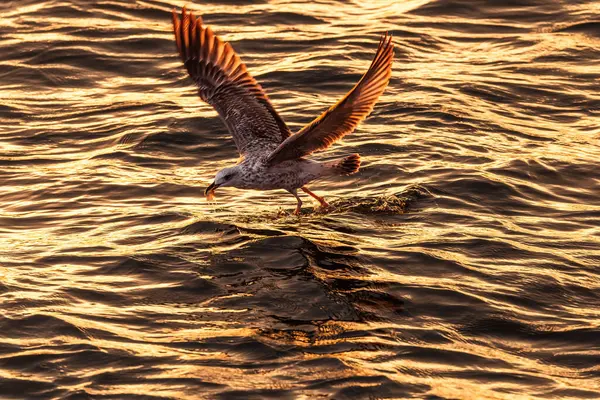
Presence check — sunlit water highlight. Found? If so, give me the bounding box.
[1,0,599,398]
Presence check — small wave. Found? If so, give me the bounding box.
[234,186,430,223]
[556,21,600,37]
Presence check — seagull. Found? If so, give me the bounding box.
[172,7,393,214]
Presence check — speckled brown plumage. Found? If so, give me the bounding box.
[172,7,393,214]
[172,7,290,156]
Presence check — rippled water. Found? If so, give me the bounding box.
[1,0,600,398]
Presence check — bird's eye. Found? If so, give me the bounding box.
[224,174,233,180]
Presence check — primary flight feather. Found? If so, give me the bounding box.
[172,7,393,214]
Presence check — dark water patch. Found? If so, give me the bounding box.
[543,388,600,399]
[18,46,155,84]
[461,316,600,349]
[409,21,528,34]
[227,339,299,361]
[209,236,364,322]
[195,0,268,7]
[0,214,63,229]
[136,118,234,160]
[180,220,241,236]
[0,157,77,167]
[35,102,155,123]
[0,103,29,120]
[533,49,600,64]
[410,0,480,17]
[91,374,225,394]
[22,4,104,20]
[292,356,349,370]
[83,255,198,280]
[544,352,600,369]
[434,175,519,204]
[62,287,129,304]
[459,83,516,104]
[394,345,512,368]
[249,11,326,25]
[265,66,369,93]
[518,278,600,313]
[139,275,224,303]
[410,0,563,22]
[488,158,562,184]
[377,327,454,346]
[0,314,88,340]
[389,249,489,279]
[12,180,194,204]
[305,375,429,400]
[91,150,175,168]
[0,377,62,399]
[37,254,117,269]
[140,211,190,225]
[215,388,293,400]
[0,282,9,294]
[441,370,554,386]
[402,285,496,321]
[345,289,405,321]
[556,21,600,37]
[58,245,114,254]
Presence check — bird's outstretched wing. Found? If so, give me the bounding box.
[172,7,291,156]
[266,34,393,165]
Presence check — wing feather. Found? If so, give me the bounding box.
[266,34,393,165]
[172,7,291,156]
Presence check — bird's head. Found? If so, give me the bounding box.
[205,166,241,200]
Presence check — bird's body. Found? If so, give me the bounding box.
[171,7,393,214]
[233,158,325,191]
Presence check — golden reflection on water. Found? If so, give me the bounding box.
[1,0,600,398]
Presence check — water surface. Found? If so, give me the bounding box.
[1,0,599,398]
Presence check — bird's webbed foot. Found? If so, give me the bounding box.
[301,186,329,211]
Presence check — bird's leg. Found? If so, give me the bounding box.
[289,189,302,215]
[301,187,329,208]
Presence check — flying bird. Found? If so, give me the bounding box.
[172,7,393,214]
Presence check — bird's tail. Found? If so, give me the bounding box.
[326,153,361,175]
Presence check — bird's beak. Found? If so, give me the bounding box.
[205,181,219,201]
